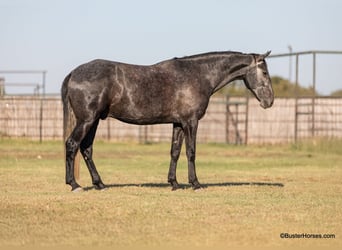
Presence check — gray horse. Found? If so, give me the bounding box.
[61,51,274,192]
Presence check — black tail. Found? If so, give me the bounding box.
[61,73,80,180]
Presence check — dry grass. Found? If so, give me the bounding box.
[0,138,341,248]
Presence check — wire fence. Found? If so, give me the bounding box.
[0,95,341,144]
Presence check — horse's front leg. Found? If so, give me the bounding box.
[184,120,202,190]
[168,123,184,190]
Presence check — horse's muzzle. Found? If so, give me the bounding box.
[260,98,274,109]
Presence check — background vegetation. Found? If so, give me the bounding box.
[217,76,342,97]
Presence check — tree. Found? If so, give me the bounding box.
[271,76,317,97]
[331,89,342,97]
[215,76,318,97]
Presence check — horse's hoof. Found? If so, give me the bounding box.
[94,182,106,190]
[191,181,203,191]
[72,187,84,193]
[169,180,180,191]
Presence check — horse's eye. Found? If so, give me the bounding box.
[263,71,267,76]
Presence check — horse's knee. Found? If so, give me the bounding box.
[170,148,181,161]
[186,149,195,162]
[65,138,79,158]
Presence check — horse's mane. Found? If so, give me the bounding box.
[174,51,244,61]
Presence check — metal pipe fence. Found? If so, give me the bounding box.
[1,50,342,143]
[269,50,342,141]
[0,95,341,144]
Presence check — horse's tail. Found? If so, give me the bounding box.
[61,73,80,180]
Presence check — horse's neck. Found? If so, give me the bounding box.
[208,55,253,94]
[172,53,253,94]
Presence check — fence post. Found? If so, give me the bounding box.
[107,120,111,141]
[294,54,299,143]
[245,96,249,144]
[0,78,5,97]
[225,95,229,143]
[39,72,46,143]
[39,97,43,142]
[312,52,316,137]
[139,125,148,144]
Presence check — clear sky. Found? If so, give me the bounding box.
[1,0,341,95]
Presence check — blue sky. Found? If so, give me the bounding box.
[0,0,341,95]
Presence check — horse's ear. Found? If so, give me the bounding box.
[256,51,271,62]
[262,51,271,59]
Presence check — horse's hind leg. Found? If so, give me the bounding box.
[80,119,106,190]
[65,136,81,191]
[65,120,96,191]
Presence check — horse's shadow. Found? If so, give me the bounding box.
[83,181,284,191]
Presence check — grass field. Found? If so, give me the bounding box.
[0,138,341,248]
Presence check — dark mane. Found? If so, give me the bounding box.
[174,51,245,60]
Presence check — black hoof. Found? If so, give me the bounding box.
[169,180,180,191]
[191,181,202,190]
[94,182,106,190]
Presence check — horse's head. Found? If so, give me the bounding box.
[243,51,274,109]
